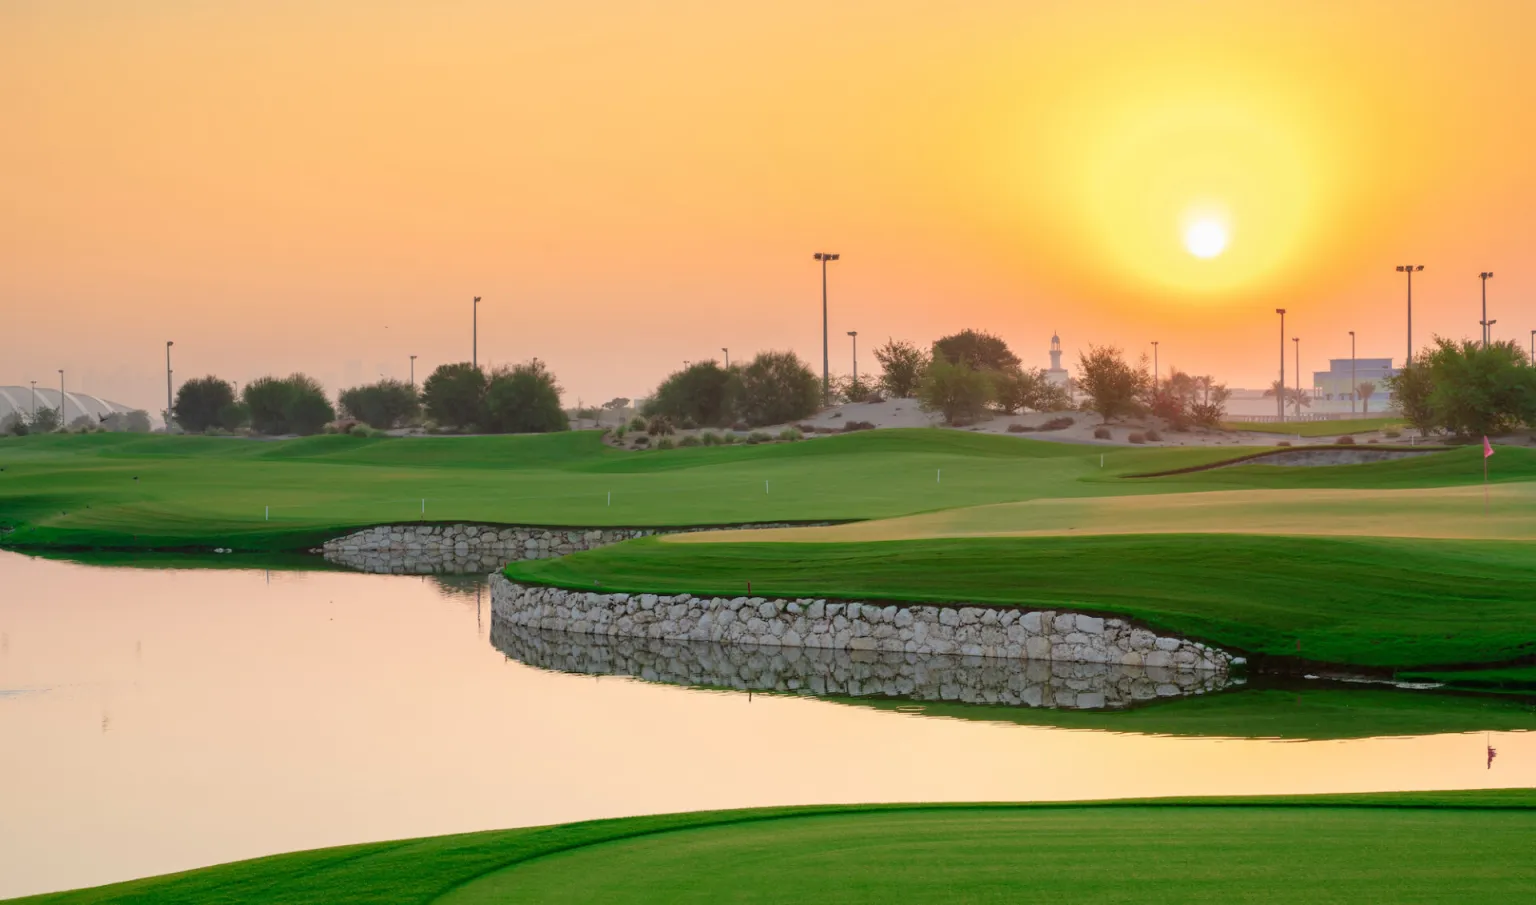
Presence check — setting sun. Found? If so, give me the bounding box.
[1184,219,1229,258]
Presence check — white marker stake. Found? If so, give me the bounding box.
[937,469,941,484]
[607,491,612,506]
[765,480,770,494]
[265,505,269,521]
[421,498,425,516]
[1100,454,1104,468]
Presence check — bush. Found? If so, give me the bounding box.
[243,374,335,436]
[746,431,773,445]
[729,351,821,426]
[1078,346,1149,424]
[644,361,735,428]
[1415,338,1536,437]
[1384,429,1402,439]
[777,427,803,441]
[841,420,876,432]
[731,421,750,431]
[834,374,879,404]
[679,434,702,447]
[1337,435,1356,445]
[918,359,995,425]
[990,367,1065,415]
[1386,362,1435,434]
[482,360,569,434]
[613,425,627,440]
[721,433,738,445]
[339,379,421,429]
[2,413,29,436]
[1007,423,1035,433]
[1093,426,1112,440]
[630,416,648,431]
[1278,440,1292,447]
[1041,416,1075,431]
[700,431,719,446]
[632,434,650,446]
[421,363,487,429]
[932,329,1020,372]
[1127,431,1147,444]
[656,437,676,450]
[873,339,927,397]
[646,415,675,436]
[172,376,237,433]
[1144,429,1162,442]
[100,410,153,433]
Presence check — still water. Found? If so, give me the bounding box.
[1,551,1532,898]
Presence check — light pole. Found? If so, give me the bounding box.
[1348,330,1356,415]
[1151,341,1159,392]
[1482,319,1497,345]
[409,355,417,388]
[165,340,174,428]
[472,296,482,369]
[847,331,859,384]
[813,252,840,404]
[1293,337,1301,419]
[1530,329,1535,363]
[1397,265,1423,364]
[57,369,65,430]
[29,380,36,418]
[1479,272,1495,346]
[722,348,730,368]
[1276,309,1286,423]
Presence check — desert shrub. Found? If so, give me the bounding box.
[243,374,335,436]
[746,431,773,445]
[1384,429,1402,439]
[990,367,1064,415]
[632,434,650,446]
[1007,423,1035,433]
[2,413,29,436]
[731,421,749,431]
[483,360,569,434]
[1278,440,1292,447]
[613,425,627,439]
[27,406,61,433]
[1041,416,1075,431]
[100,410,154,433]
[1078,345,1149,424]
[873,339,928,397]
[1128,431,1147,444]
[339,379,421,429]
[646,415,675,436]
[348,424,387,439]
[644,361,735,428]
[1368,438,1380,444]
[1144,429,1162,442]
[842,420,876,432]
[778,427,802,441]
[796,423,816,433]
[421,363,488,429]
[1337,435,1356,445]
[918,359,995,425]
[1093,426,1112,440]
[932,329,1020,372]
[678,415,697,430]
[629,416,647,431]
[679,434,702,447]
[700,431,719,446]
[172,376,237,432]
[656,437,676,450]
[729,351,821,426]
[834,374,879,404]
[721,433,738,445]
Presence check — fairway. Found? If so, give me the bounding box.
[12,793,1534,905]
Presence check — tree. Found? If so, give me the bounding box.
[644,361,735,427]
[172,376,236,433]
[339,379,421,429]
[101,410,153,433]
[242,374,335,436]
[482,360,569,433]
[1077,346,1149,424]
[1355,380,1377,416]
[872,339,927,398]
[1387,363,1436,434]
[932,329,1021,373]
[28,406,60,433]
[919,358,995,425]
[1187,375,1232,428]
[1420,337,1536,437]
[1263,380,1312,415]
[990,367,1065,414]
[1,413,27,436]
[729,351,821,426]
[1151,369,1230,429]
[421,363,488,429]
[834,373,879,404]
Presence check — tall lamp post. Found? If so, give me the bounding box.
[57,369,65,430]
[165,341,175,428]
[1348,330,1357,415]
[472,296,482,369]
[1397,265,1423,364]
[1482,319,1497,345]
[1275,309,1286,423]
[813,252,840,403]
[1292,337,1301,419]
[29,380,36,418]
[409,355,417,388]
[1479,272,1495,346]
[1151,341,1159,392]
[722,348,730,368]
[1530,329,1535,363]
[847,331,859,384]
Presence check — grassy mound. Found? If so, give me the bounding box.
[13,793,1534,904]
[507,534,1536,668]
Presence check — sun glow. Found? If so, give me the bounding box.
[1184,218,1228,258]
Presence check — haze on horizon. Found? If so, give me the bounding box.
[4,0,1536,412]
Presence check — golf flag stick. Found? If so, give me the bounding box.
[1483,436,1494,515]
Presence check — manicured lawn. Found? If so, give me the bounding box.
[1220,416,1405,437]
[507,534,1536,668]
[12,793,1535,904]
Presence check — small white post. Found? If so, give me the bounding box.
[421,498,425,516]
[936,469,941,484]
[265,505,269,521]
[765,480,770,494]
[607,491,611,506]
[1100,454,1104,468]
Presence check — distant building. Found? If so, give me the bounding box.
[1312,358,1398,404]
[1045,333,1069,387]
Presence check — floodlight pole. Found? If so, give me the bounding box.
[1397,265,1422,364]
[722,347,730,368]
[410,355,417,388]
[57,369,65,430]
[165,340,175,428]
[1151,341,1159,392]
[1276,309,1286,423]
[813,252,840,404]
[1293,337,1301,418]
[1479,272,1494,346]
[29,380,36,418]
[847,331,859,384]
[1348,330,1356,415]
[472,296,482,369]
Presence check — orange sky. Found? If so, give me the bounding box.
[5,0,1536,410]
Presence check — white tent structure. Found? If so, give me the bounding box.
[0,386,154,428]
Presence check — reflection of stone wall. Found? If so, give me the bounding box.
[492,621,1232,710]
[322,523,830,574]
[491,575,1232,670]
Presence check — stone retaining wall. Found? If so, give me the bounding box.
[321,522,828,574]
[492,621,1233,710]
[490,575,1233,670]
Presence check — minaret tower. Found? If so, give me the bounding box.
[1049,332,1063,371]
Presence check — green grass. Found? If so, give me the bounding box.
[1399,665,1536,692]
[1220,416,1405,437]
[507,534,1536,668]
[12,792,1535,904]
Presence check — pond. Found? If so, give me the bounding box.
[1,551,1531,899]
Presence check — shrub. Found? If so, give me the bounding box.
[1,413,29,436]
[1278,440,1292,447]
[1078,345,1149,424]
[841,420,876,432]
[746,431,773,445]
[646,415,675,436]
[834,374,879,404]
[482,360,569,434]
[656,437,676,450]
[172,376,237,433]
[1128,431,1147,444]
[918,359,995,425]
[243,374,335,436]
[1384,429,1402,439]
[613,425,627,439]
[700,431,719,446]
[721,433,738,445]
[777,427,803,441]
[422,363,487,429]
[732,421,750,431]
[644,361,734,428]
[932,329,1020,372]
[1007,423,1035,433]
[1144,429,1162,442]
[1337,435,1356,445]
[1386,363,1435,434]
[630,416,648,431]
[873,339,928,397]
[1415,338,1536,437]
[100,410,153,433]
[339,379,421,429]
[990,367,1066,415]
[679,434,702,447]
[729,351,821,426]
[632,434,650,446]
[1040,416,1075,431]
[1093,426,1112,440]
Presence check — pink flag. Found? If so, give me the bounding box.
[1484,437,1495,458]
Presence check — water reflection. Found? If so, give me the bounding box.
[490,619,1233,710]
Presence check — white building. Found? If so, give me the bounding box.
[1045,333,1070,386]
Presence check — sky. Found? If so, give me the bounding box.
[4,0,1536,411]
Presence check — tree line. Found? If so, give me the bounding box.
[1389,337,1536,438]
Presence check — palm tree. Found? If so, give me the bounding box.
[1262,379,1312,414]
[1356,380,1376,415]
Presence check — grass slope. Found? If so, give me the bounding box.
[12,793,1535,904]
[508,534,1536,667]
